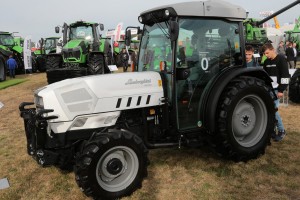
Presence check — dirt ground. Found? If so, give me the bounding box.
[0,72,300,200]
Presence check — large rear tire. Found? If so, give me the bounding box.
[0,55,6,81]
[74,130,148,200]
[36,55,47,72]
[215,76,275,161]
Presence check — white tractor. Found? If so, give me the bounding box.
[20,0,277,199]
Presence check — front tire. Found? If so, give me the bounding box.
[0,55,6,81]
[74,130,148,200]
[87,54,105,75]
[216,76,275,161]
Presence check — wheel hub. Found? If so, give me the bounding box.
[106,158,123,175]
[99,150,127,182]
[233,100,256,138]
[241,114,251,127]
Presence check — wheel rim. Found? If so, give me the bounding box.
[231,94,268,147]
[96,146,139,192]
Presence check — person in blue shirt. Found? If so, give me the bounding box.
[6,54,18,78]
[245,45,258,67]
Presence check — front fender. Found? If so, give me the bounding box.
[199,66,273,134]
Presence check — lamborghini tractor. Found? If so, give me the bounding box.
[19,0,295,199]
[45,21,112,84]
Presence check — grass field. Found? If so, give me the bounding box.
[0,78,28,90]
[0,73,300,200]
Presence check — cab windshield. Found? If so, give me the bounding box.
[138,22,172,72]
[0,34,14,46]
[70,26,93,41]
[45,38,58,53]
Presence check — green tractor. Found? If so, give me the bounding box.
[244,1,300,62]
[286,16,300,103]
[46,21,112,84]
[0,31,25,80]
[285,16,300,54]
[33,37,61,72]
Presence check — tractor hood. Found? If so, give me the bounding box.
[63,39,86,49]
[35,71,164,122]
[0,45,13,57]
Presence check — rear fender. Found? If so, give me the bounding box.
[199,66,273,134]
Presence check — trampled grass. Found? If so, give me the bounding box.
[0,73,300,200]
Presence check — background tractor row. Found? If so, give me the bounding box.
[45,21,112,84]
[0,31,25,81]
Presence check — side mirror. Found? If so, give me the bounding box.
[137,27,142,34]
[57,42,62,47]
[176,68,190,80]
[55,26,60,33]
[125,29,132,46]
[99,24,104,31]
[169,21,179,42]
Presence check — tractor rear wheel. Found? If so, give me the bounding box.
[74,130,148,200]
[0,56,6,81]
[289,68,300,103]
[87,54,105,75]
[215,76,275,161]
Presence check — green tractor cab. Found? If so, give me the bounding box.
[0,32,26,80]
[33,37,61,72]
[285,16,300,54]
[46,21,112,84]
[244,1,300,62]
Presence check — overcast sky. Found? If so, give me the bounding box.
[1,0,299,42]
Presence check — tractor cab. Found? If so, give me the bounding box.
[44,37,60,54]
[0,32,15,49]
[135,2,246,131]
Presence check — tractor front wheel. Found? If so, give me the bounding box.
[87,54,105,75]
[46,55,62,71]
[74,130,148,200]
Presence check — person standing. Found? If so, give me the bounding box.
[262,43,290,142]
[245,45,258,67]
[293,42,297,67]
[120,48,129,72]
[286,41,295,69]
[6,54,18,78]
[277,41,286,56]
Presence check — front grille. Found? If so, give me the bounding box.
[62,48,81,60]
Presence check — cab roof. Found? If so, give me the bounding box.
[141,0,246,20]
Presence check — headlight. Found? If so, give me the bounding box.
[34,95,44,109]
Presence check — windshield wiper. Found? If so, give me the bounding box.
[150,13,170,39]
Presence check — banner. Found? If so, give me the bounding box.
[114,22,123,42]
[23,36,32,70]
